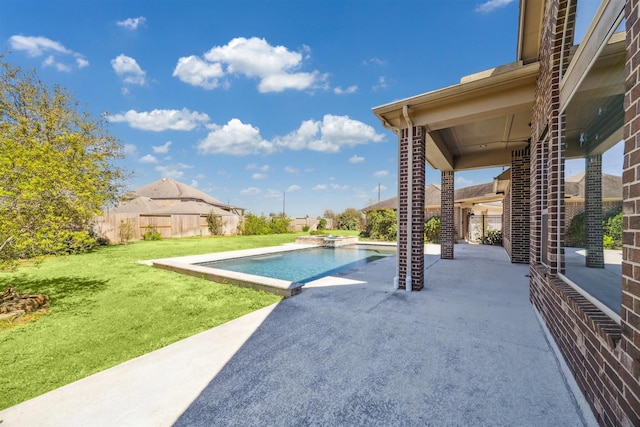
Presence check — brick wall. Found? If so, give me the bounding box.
[503,182,512,257]
[510,148,530,263]
[528,0,640,425]
[441,171,454,259]
[398,126,425,291]
[586,155,605,267]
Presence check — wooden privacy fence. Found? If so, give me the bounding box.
[94,212,240,242]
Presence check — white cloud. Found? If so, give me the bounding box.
[364,57,386,66]
[108,108,210,131]
[274,115,385,153]
[331,183,349,191]
[9,35,70,57]
[43,55,71,72]
[284,166,299,174]
[349,155,365,164]
[333,85,358,95]
[240,187,262,195]
[116,16,146,30]
[373,76,388,91]
[455,176,474,187]
[313,184,327,191]
[246,164,270,172]
[190,179,199,188]
[175,37,327,93]
[152,141,172,154]
[265,189,283,199]
[9,35,88,71]
[475,0,516,13]
[139,154,159,164]
[252,173,268,180]
[172,55,224,90]
[124,144,138,157]
[111,54,147,85]
[198,118,273,155]
[286,185,301,192]
[374,170,389,178]
[155,163,193,180]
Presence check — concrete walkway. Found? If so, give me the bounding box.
[0,244,595,426]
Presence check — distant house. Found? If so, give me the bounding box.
[363,180,505,242]
[95,178,244,241]
[364,171,622,243]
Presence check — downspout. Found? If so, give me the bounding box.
[403,105,413,292]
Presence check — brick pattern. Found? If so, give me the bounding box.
[503,183,512,256]
[398,126,425,291]
[528,0,640,425]
[510,149,530,263]
[530,137,545,265]
[586,155,605,268]
[441,171,454,259]
[530,266,632,426]
[622,0,640,420]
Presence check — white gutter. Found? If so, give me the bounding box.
[403,105,413,292]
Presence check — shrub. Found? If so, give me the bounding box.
[483,229,503,246]
[317,218,327,230]
[310,230,326,235]
[239,213,291,235]
[603,235,615,249]
[424,216,441,243]
[302,225,310,232]
[603,210,622,248]
[206,212,224,236]
[566,207,622,249]
[142,224,162,241]
[364,209,397,241]
[118,219,135,244]
[269,215,291,234]
[336,208,362,231]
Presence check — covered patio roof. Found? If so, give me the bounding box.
[372,61,538,172]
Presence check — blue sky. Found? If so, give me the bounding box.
[2,0,525,217]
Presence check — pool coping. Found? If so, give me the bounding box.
[142,242,397,298]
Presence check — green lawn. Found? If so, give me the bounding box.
[0,233,307,410]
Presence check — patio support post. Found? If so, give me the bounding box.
[397,125,425,291]
[441,171,455,259]
[510,148,530,263]
[585,154,604,268]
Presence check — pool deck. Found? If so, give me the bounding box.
[0,243,597,426]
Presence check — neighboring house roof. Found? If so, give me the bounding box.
[110,178,243,215]
[364,184,442,212]
[565,173,622,201]
[153,201,234,216]
[363,182,503,211]
[131,177,239,210]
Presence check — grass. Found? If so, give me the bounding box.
[0,233,308,410]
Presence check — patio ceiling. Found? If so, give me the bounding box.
[372,61,539,172]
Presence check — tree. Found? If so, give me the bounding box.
[336,208,362,231]
[0,59,127,268]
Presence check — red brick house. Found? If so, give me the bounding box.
[372,0,639,424]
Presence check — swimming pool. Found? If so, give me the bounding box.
[147,243,396,297]
[195,245,395,283]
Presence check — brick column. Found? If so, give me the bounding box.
[621,0,640,403]
[510,148,530,263]
[441,171,454,259]
[585,155,604,268]
[398,126,425,291]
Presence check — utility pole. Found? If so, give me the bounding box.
[378,183,381,202]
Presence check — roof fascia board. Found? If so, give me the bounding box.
[559,0,625,111]
[372,62,539,129]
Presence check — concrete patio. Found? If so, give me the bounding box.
[0,243,596,426]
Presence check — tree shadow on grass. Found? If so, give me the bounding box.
[0,275,110,309]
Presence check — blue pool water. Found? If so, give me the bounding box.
[195,246,395,283]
